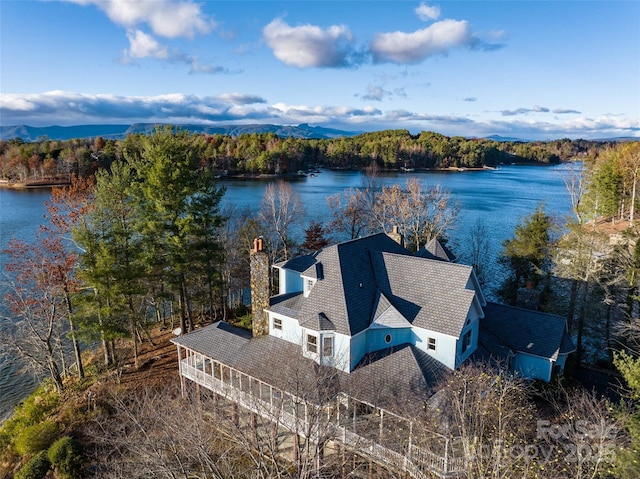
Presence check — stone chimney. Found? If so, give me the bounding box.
[388,226,404,247]
[250,237,270,336]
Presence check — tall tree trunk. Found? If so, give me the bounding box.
[605,302,613,364]
[128,298,139,369]
[567,278,579,331]
[56,330,67,376]
[181,276,194,332]
[98,294,113,367]
[101,330,111,367]
[68,317,84,378]
[64,291,84,378]
[48,357,64,392]
[178,289,187,334]
[46,338,65,391]
[576,280,590,366]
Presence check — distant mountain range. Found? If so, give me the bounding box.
[0,123,363,142]
[2,124,634,143]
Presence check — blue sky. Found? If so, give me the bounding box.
[1,0,638,140]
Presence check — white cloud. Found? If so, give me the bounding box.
[501,105,550,116]
[360,85,388,101]
[263,18,355,68]
[415,3,441,21]
[124,30,169,59]
[370,19,475,64]
[0,91,269,125]
[67,0,216,38]
[1,91,637,140]
[216,93,267,105]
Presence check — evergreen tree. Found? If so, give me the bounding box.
[498,207,554,305]
[613,351,640,478]
[128,126,225,334]
[73,161,143,367]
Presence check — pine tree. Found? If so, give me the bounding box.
[498,207,554,305]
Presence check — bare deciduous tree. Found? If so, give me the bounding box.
[538,384,623,479]
[370,179,458,251]
[326,188,371,240]
[561,161,589,224]
[435,363,537,479]
[1,238,67,391]
[259,181,305,262]
[463,217,495,290]
[85,380,250,479]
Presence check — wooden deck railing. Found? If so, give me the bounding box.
[179,358,465,478]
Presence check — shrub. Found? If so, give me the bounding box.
[47,436,83,478]
[231,313,252,330]
[0,383,59,448]
[14,421,59,456]
[14,451,51,479]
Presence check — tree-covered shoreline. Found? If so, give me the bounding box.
[0,128,610,185]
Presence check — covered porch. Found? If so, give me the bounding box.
[175,343,465,478]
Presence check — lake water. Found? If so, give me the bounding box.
[0,164,573,420]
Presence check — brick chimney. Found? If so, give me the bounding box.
[388,226,404,247]
[250,237,270,336]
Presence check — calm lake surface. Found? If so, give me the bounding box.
[0,164,573,420]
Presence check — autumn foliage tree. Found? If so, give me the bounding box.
[2,236,69,391]
[1,175,94,388]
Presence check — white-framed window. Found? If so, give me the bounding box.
[273,317,282,331]
[428,337,437,351]
[307,334,318,354]
[462,330,472,353]
[322,335,334,357]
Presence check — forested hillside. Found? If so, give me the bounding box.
[0,128,608,183]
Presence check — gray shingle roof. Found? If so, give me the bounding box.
[273,253,317,272]
[369,252,475,337]
[481,302,575,360]
[175,320,447,414]
[348,344,448,415]
[370,292,412,328]
[296,233,412,336]
[415,238,457,262]
[174,322,334,396]
[472,322,513,365]
[300,312,336,331]
[268,291,305,319]
[292,233,476,338]
[171,321,251,365]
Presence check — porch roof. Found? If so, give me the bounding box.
[173,320,445,416]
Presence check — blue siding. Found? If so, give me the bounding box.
[513,354,552,381]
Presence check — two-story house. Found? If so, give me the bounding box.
[171,230,575,477]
